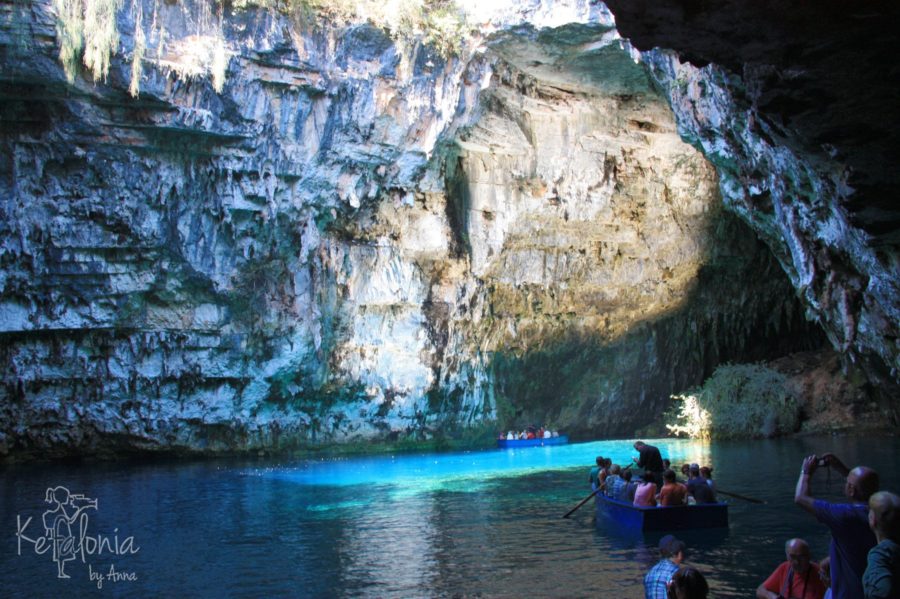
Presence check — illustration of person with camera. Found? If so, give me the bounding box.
[42,486,98,578]
[794,453,880,599]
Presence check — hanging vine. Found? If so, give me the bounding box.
[51,0,470,93]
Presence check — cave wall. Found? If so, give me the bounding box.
[0,0,830,458]
[604,0,900,418]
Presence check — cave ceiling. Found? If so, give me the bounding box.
[604,0,900,241]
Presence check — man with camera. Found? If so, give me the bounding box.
[794,453,879,599]
[755,538,827,599]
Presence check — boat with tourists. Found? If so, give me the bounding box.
[594,492,729,531]
[497,435,569,449]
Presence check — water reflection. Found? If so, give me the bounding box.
[0,435,897,598]
[337,489,438,596]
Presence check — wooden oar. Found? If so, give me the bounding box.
[563,464,637,518]
[716,488,765,504]
[563,487,602,518]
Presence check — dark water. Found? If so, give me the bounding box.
[1,434,897,598]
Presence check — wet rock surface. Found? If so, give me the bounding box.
[0,0,882,459]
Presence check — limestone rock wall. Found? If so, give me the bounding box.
[0,0,826,458]
[604,0,900,422]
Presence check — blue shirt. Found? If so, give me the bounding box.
[644,559,679,599]
[814,499,877,599]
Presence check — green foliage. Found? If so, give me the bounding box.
[52,0,121,83]
[211,35,228,93]
[83,0,121,81]
[234,0,470,58]
[665,363,800,439]
[52,0,468,93]
[53,0,84,83]
[420,2,467,58]
[128,2,144,96]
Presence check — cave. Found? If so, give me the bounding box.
[3,2,900,597]
[0,0,897,461]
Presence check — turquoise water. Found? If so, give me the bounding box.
[1,435,897,597]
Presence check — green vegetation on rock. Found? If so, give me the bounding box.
[52,0,468,96]
[665,363,800,439]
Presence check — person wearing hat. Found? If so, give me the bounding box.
[686,464,717,504]
[756,538,826,599]
[644,534,686,599]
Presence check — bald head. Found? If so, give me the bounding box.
[847,466,880,502]
[785,538,812,574]
[868,491,900,541]
[785,538,810,555]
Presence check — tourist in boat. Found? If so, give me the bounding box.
[634,472,657,507]
[700,466,716,494]
[686,464,717,504]
[667,566,709,599]
[795,452,879,599]
[658,469,689,507]
[632,441,665,487]
[680,464,691,481]
[506,431,515,440]
[542,428,552,439]
[604,464,625,498]
[863,490,899,599]
[589,456,605,491]
[755,538,827,599]
[643,534,685,599]
[618,468,638,503]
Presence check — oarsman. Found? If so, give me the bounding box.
[863,490,900,599]
[686,464,717,504]
[632,441,665,487]
[589,456,604,491]
[795,453,879,599]
[756,538,827,599]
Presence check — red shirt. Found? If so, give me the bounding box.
[762,561,826,599]
[658,482,688,506]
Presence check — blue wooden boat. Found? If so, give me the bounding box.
[497,435,568,449]
[594,492,728,531]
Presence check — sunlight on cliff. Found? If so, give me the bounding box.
[665,364,801,439]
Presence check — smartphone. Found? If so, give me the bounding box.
[818,458,827,467]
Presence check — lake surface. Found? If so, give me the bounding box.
[2,434,897,597]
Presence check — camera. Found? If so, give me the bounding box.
[817,458,827,467]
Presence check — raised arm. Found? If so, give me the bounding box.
[820,452,850,477]
[794,454,819,514]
